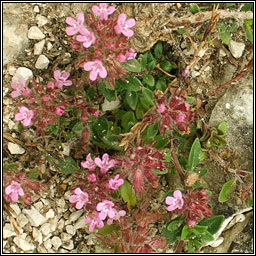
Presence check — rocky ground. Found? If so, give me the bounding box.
[2,3,253,253]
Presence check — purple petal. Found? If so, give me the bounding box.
[66,27,78,36]
[62,72,70,80]
[11,82,18,90]
[64,80,72,86]
[11,91,21,98]
[18,188,24,196]
[165,196,175,205]
[96,202,104,211]
[99,66,107,78]
[99,211,107,220]
[119,210,126,217]
[107,160,115,169]
[173,190,182,200]
[108,209,116,219]
[94,157,103,168]
[23,118,32,126]
[69,195,78,203]
[89,70,98,81]
[126,18,136,28]
[5,185,12,195]
[76,12,84,23]
[66,17,76,26]
[99,3,107,9]
[54,70,61,80]
[75,201,84,209]
[85,217,92,224]
[107,6,115,15]
[114,25,122,34]
[92,5,101,15]
[118,13,126,23]
[89,222,95,232]
[102,153,109,162]
[15,113,25,121]
[122,29,134,38]
[167,205,177,211]
[11,193,18,202]
[83,62,94,71]
[97,220,104,229]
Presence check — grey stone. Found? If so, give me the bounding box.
[36,15,48,27]
[101,97,121,112]
[8,142,25,155]
[34,39,45,55]
[49,216,58,232]
[35,55,50,69]
[17,213,29,228]
[74,216,86,230]
[28,26,45,40]
[23,206,47,227]
[9,203,21,216]
[13,237,35,251]
[51,236,62,250]
[3,223,17,238]
[12,67,33,85]
[3,21,29,65]
[44,239,52,249]
[60,232,72,242]
[45,209,55,219]
[32,227,43,244]
[66,224,76,235]
[68,209,84,223]
[40,223,52,236]
[229,40,245,59]
[62,240,74,250]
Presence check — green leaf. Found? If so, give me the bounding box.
[147,122,159,138]
[177,27,185,34]
[199,215,225,235]
[154,41,163,59]
[164,148,172,162]
[218,179,236,203]
[154,135,170,149]
[247,195,253,207]
[152,169,168,175]
[181,225,190,240]
[119,180,136,209]
[188,138,201,171]
[91,116,109,137]
[192,224,208,233]
[201,230,214,242]
[18,122,24,132]
[188,240,195,253]
[160,60,172,72]
[122,59,141,72]
[193,240,202,247]
[186,96,195,104]
[58,157,81,174]
[3,163,19,173]
[121,111,136,130]
[241,3,253,11]
[220,31,231,45]
[217,121,228,135]
[243,19,253,43]
[167,220,180,232]
[50,124,59,135]
[98,223,120,235]
[138,53,148,70]
[142,74,155,90]
[141,87,154,106]
[147,59,156,71]
[135,102,146,120]
[86,86,95,100]
[161,226,183,244]
[98,82,116,102]
[125,91,138,110]
[190,3,201,14]
[156,79,167,92]
[199,168,208,177]
[27,169,39,180]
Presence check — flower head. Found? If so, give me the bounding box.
[83,60,107,81]
[5,181,24,202]
[85,213,104,232]
[53,70,72,89]
[55,106,65,116]
[88,174,97,182]
[109,174,124,190]
[107,209,126,225]
[69,187,89,209]
[96,200,115,220]
[166,190,184,212]
[15,106,34,126]
[157,104,167,114]
[10,77,31,98]
[81,153,96,171]
[94,153,115,173]
[114,13,136,38]
[66,12,86,36]
[92,3,115,20]
[76,28,96,48]
[182,67,190,79]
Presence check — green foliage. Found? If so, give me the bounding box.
[125,91,138,110]
[91,116,109,137]
[154,135,170,149]
[27,169,39,180]
[241,3,253,11]
[152,169,168,175]
[58,156,81,174]
[17,122,24,132]
[156,78,167,92]
[199,215,225,235]
[243,19,253,43]
[218,22,238,45]
[3,162,19,173]
[122,59,142,72]
[188,138,201,171]
[161,221,183,244]
[116,76,142,92]
[218,179,236,203]
[142,74,155,90]
[154,41,163,59]
[119,180,136,210]
[140,87,154,109]
[189,3,201,14]
[98,81,116,101]
[71,120,84,132]
[160,60,172,72]
[98,223,120,235]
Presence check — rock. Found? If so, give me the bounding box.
[45,209,55,219]
[49,216,58,232]
[23,206,47,227]
[74,216,86,230]
[8,120,16,130]
[40,223,52,236]
[68,209,84,223]
[62,143,70,156]
[28,26,45,40]
[13,237,35,251]
[17,213,29,228]
[47,42,53,51]
[37,245,47,253]
[34,40,45,55]
[62,240,74,250]
[209,64,253,168]
[33,5,40,13]
[3,223,18,238]
[191,70,200,77]
[7,65,17,76]
[34,201,43,212]
[32,227,43,245]
[8,142,25,155]
[35,55,50,69]
[44,239,52,250]
[101,97,121,112]
[229,40,245,59]
[12,67,33,85]
[10,203,21,216]
[3,21,29,65]
[66,224,76,235]
[51,236,62,250]
[36,15,48,27]
[60,232,72,242]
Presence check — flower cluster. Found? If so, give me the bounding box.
[3,172,45,204]
[65,3,136,86]
[165,190,184,212]
[119,142,167,194]
[69,153,125,232]
[11,70,99,136]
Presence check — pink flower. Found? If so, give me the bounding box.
[158,104,167,114]
[94,153,115,173]
[116,53,126,63]
[96,200,116,220]
[5,181,24,202]
[114,13,136,38]
[66,12,86,36]
[55,106,65,116]
[188,219,196,228]
[125,48,137,60]
[177,114,186,122]
[109,174,124,190]
[92,3,115,20]
[83,60,107,81]
[88,174,97,182]
[85,213,104,232]
[10,77,31,98]
[53,70,72,89]
[47,81,55,89]
[15,106,34,126]
[107,209,126,225]
[69,187,89,209]
[42,95,51,102]
[166,190,184,212]
[182,67,190,79]
[76,28,96,48]
[81,154,96,171]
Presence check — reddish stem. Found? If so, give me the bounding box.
[175,240,185,253]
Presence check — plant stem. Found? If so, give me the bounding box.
[175,240,185,253]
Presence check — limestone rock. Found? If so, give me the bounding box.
[36,15,48,27]
[12,67,33,85]
[32,227,43,244]
[34,40,45,55]
[74,216,87,230]
[28,26,45,40]
[23,206,47,227]
[8,142,25,155]
[16,213,29,228]
[45,209,55,219]
[62,240,74,250]
[13,237,35,251]
[229,40,245,59]
[40,223,52,236]
[51,236,62,250]
[3,223,17,238]
[35,55,50,69]
[68,209,84,223]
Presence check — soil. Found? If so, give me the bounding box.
[3,3,253,254]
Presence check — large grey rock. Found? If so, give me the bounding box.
[27,26,45,40]
[209,64,253,168]
[3,21,28,65]
[23,206,47,227]
[13,237,35,251]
